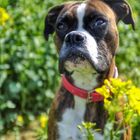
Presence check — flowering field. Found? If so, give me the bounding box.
[0,0,140,139]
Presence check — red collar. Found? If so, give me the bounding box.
[62,75,104,103]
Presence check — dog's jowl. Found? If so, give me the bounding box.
[44,0,134,140]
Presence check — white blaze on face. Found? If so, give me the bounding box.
[76,3,98,64]
[77,3,86,30]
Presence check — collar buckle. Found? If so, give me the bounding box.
[86,90,94,103]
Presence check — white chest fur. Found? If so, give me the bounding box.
[57,96,104,140]
[58,96,86,140]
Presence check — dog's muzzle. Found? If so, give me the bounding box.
[59,31,97,74]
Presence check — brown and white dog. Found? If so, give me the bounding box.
[44,0,135,139]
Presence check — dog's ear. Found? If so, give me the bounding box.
[44,4,65,40]
[104,0,135,30]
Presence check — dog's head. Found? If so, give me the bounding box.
[44,0,134,77]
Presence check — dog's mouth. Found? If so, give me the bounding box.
[59,49,97,74]
[65,52,88,64]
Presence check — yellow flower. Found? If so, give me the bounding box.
[96,78,140,118]
[96,85,110,99]
[81,122,95,129]
[128,87,140,115]
[104,98,111,108]
[16,115,24,126]
[39,114,48,128]
[0,7,10,25]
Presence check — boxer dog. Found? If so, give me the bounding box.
[44,0,134,139]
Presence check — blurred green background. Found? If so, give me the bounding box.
[0,0,140,137]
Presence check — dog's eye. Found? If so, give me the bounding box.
[56,22,68,31]
[90,18,107,29]
[95,18,106,26]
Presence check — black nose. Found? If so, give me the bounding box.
[65,32,85,44]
